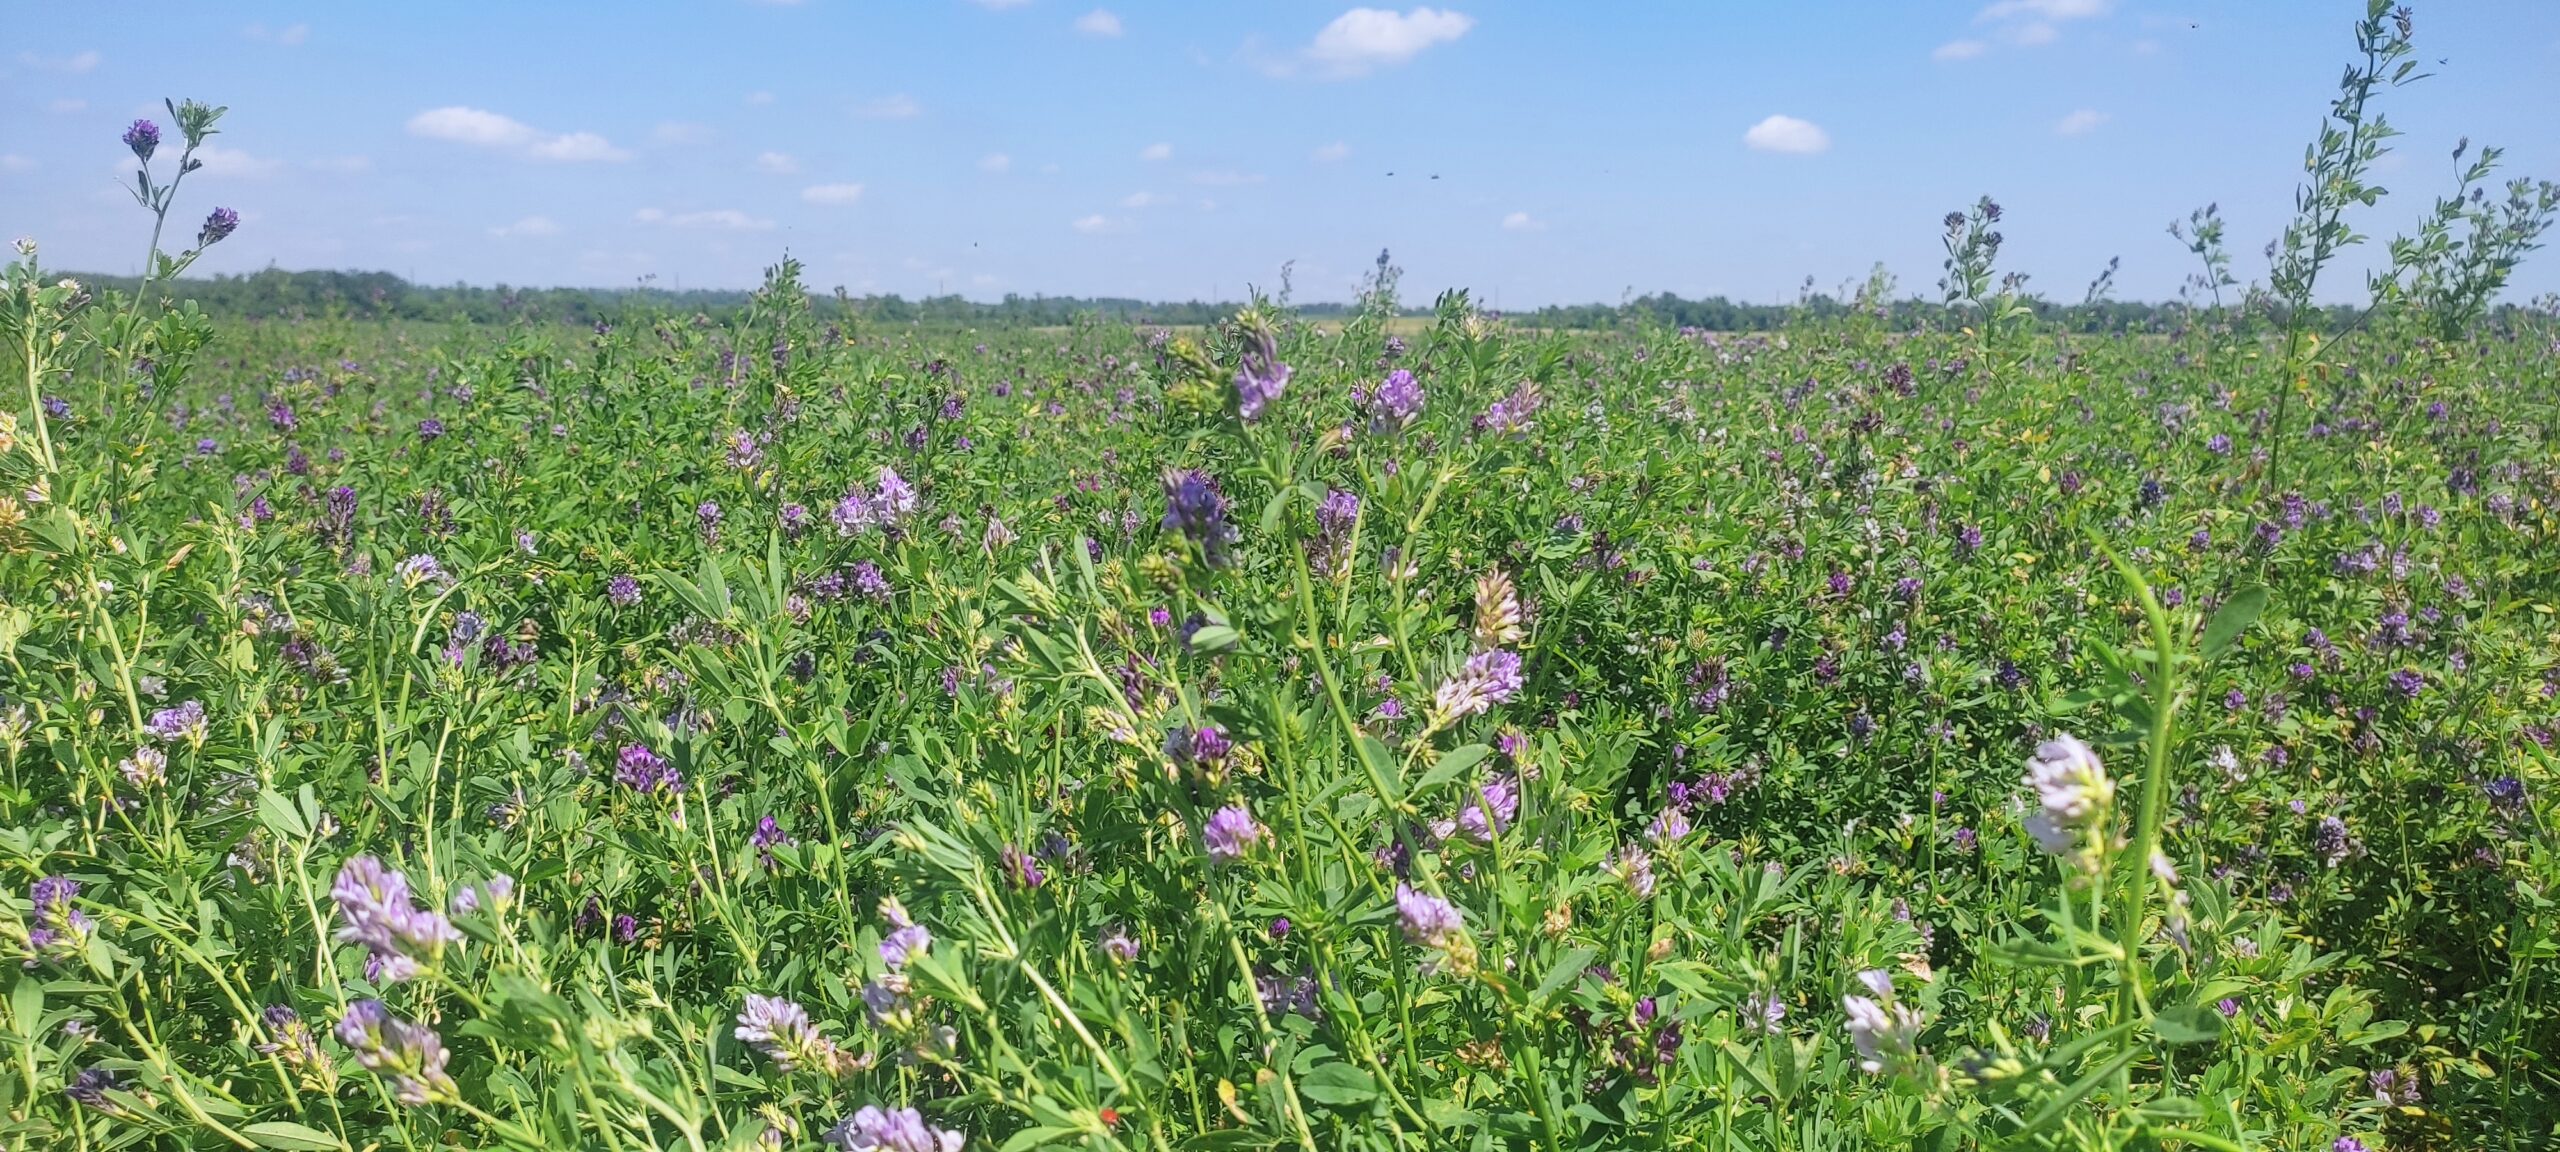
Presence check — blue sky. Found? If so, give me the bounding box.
[6,1,2558,306]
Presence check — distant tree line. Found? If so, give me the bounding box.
[60,265,2523,334]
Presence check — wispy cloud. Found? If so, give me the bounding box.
[191,145,279,178]
[19,50,101,75]
[2056,108,2106,136]
[979,152,1013,173]
[407,107,633,162]
[1972,0,2111,49]
[635,207,776,229]
[754,151,800,174]
[801,183,866,205]
[1,154,36,173]
[1932,39,1988,61]
[1141,142,1173,161]
[489,216,558,239]
[243,23,310,46]
[47,99,87,115]
[852,94,922,120]
[1121,191,1173,208]
[307,156,372,174]
[1742,114,1830,155]
[745,90,777,106]
[1190,169,1264,186]
[1271,7,1474,79]
[1311,141,1352,162]
[1501,211,1544,232]
[1075,9,1124,37]
[1071,213,1125,234]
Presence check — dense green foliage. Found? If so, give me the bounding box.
[7,4,2560,1149]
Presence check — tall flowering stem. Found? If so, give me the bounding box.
[2096,535,2184,1027]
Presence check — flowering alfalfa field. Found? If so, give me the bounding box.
[7,20,2560,1152]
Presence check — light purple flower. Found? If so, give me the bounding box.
[334,1000,457,1105]
[826,1105,966,1152]
[1201,803,1265,862]
[1454,777,1518,843]
[144,700,207,744]
[1394,883,1464,949]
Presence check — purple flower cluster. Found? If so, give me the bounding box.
[1161,468,1237,566]
[833,467,922,535]
[1233,326,1291,422]
[826,1104,966,1151]
[1433,649,1524,721]
[26,876,93,962]
[1201,803,1265,862]
[330,856,459,983]
[614,743,682,794]
[144,699,208,744]
[334,1000,457,1105]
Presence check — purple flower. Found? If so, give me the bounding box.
[1434,649,1524,721]
[999,844,1046,890]
[123,119,160,163]
[751,816,793,865]
[65,1066,122,1112]
[615,914,640,943]
[1395,883,1465,949]
[144,699,208,744]
[2207,433,2232,455]
[607,574,641,607]
[334,1000,458,1106]
[736,994,841,1074]
[879,899,933,970]
[26,876,93,961]
[1646,806,1692,846]
[1233,327,1291,422]
[1454,777,1518,843]
[614,744,681,794]
[331,856,458,982]
[1368,368,1424,431]
[1161,468,1235,565]
[198,207,240,248]
[826,1104,966,1152]
[2388,667,2424,699]
[1100,927,1141,963]
[417,418,445,442]
[1201,803,1265,862]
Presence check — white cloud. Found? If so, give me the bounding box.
[1071,213,1122,234]
[19,50,102,75]
[1141,142,1173,161]
[407,106,631,162]
[1121,191,1171,208]
[1970,0,2109,49]
[979,152,1013,173]
[1932,39,1987,61]
[1743,114,1831,155]
[853,94,921,120]
[1190,169,1264,186]
[191,145,279,178]
[1311,141,1352,162]
[1500,211,1543,232]
[1075,9,1124,36]
[1976,0,2110,20]
[2056,108,2106,136]
[754,151,800,174]
[801,183,866,205]
[1,154,35,172]
[1301,7,1473,76]
[47,99,87,114]
[489,216,558,238]
[244,23,311,45]
[636,207,775,230]
[529,132,631,162]
[746,90,777,106]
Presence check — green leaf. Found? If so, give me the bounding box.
[2200,586,2269,661]
[1187,625,1239,654]
[997,1126,1081,1152]
[1297,1062,1377,1106]
[2151,1002,2227,1045]
[1411,744,1491,799]
[1529,946,1598,1012]
[241,1121,347,1151]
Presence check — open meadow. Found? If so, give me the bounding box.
[7,3,2560,1151]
